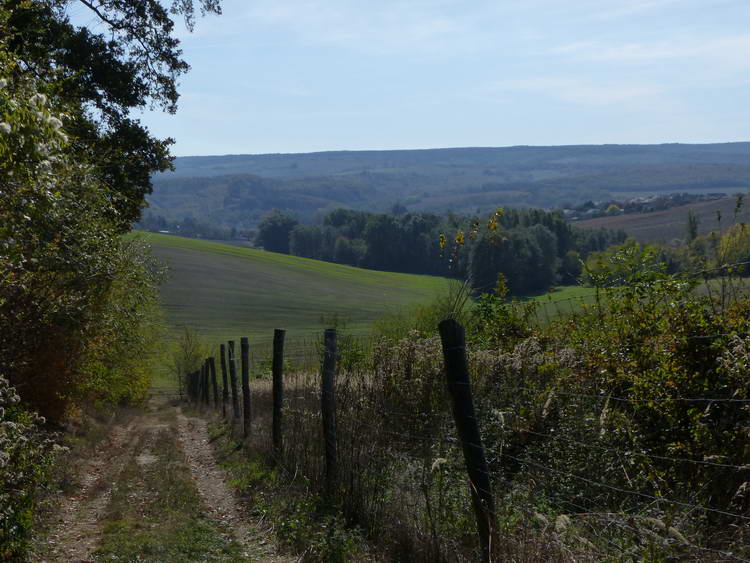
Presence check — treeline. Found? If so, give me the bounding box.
[137,211,255,241]
[257,208,626,295]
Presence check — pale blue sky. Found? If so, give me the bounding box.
[134,0,750,156]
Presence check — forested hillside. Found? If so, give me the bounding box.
[143,143,750,232]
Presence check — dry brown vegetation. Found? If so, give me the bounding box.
[575,196,750,242]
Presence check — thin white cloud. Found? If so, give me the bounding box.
[243,0,487,55]
[180,0,704,57]
[487,76,665,106]
[553,35,750,71]
[581,0,682,21]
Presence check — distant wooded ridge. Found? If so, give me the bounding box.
[145,142,750,233]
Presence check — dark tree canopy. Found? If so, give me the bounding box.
[3,0,221,227]
[256,210,299,254]
[286,207,626,295]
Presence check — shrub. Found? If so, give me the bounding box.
[0,377,58,559]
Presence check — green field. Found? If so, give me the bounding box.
[142,232,613,358]
[141,232,449,348]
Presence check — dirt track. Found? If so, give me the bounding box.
[40,395,289,562]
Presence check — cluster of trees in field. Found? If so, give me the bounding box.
[255,207,627,295]
[0,1,219,557]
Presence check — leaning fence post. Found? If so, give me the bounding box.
[439,318,497,563]
[209,356,219,410]
[321,328,338,497]
[220,344,229,418]
[228,340,240,425]
[272,328,286,457]
[240,336,252,439]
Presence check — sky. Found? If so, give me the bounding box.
[126,0,750,155]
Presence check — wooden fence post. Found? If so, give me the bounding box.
[196,369,202,404]
[195,366,201,403]
[202,360,210,406]
[321,328,337,497]
[228,340,240,424]
[209,356,219,410]
[220,344,229,418]
[192,370,198,403]
[439,318,497,563]
[272,328,286,457]
[197,366,203,405]
[188,370,196,402]
[240,336,251,439]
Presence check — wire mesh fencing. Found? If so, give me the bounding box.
[178,262,750,561]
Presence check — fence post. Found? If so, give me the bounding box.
[240,336,251,439]
[209,356,219,410]
[272,328,286,457]
[220,344,229,418]
[228,340,240,425]
[321,328,337,497]
[198,366,204,405]
[202,360,210,406]
[196,366,201,403]
[196,369,202,404]
[438,318,497,563]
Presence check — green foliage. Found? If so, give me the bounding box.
[0,2,218,559]
[582,237,665,287]
[255,209,298,253]
[559,249,583,284]
[687,209,700,241]
[4,0,221,227]
[276,499,365,563]
[464,244,750,550]
[0,377,58,560]
[373,280,472,341]
[469,292,536,348]
[360,242,750,558]
[289,206,624,296]
[212,425,367,563]
[170,325,211,394]
[719,223,750,266]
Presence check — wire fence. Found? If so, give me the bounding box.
[176,262,750,561]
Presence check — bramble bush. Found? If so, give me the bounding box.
[323,240,750,560]
[0,376,59,560]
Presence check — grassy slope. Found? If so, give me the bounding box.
[142,232,449,347]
